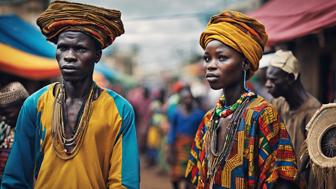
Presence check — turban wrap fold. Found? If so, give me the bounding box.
[200,11,268,72]
[36,1,124,49]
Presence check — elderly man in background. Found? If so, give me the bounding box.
[265,50,321,186]
[1,1,139,189]
[0,82,29,182]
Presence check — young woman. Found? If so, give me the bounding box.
[185,11,298,189]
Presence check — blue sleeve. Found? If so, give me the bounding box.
[108,91,140,189]
[166,104,177,124]
[1,97,37,189]
[167,109,178,144]
[1,86,47,189]
[120,106,140,189]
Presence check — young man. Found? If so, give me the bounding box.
[0,82,29,181]
[1,1,139,189]
[265,50,321,170]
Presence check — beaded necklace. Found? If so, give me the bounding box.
[206,91,255,181]
[214,91,255,120]
[52,82,96,160]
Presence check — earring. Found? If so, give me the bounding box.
[242,61,248,69]
[243,70,249,92]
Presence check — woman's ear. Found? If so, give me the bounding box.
[242,60,251,71]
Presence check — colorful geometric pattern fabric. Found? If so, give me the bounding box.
[171,134,194,181]
[185,96,297,189]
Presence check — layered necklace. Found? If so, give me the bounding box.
[206,91,255,180]
[52,82,96,160]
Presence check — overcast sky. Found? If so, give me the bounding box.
[73,0,243,73]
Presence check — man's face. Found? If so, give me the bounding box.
[265,66,290,98]
[56,31,101,82]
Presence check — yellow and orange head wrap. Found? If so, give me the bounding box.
[36,0,124,49]
[200,10,268,72]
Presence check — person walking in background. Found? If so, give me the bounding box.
[167,86,205,189]
[265,50,321,187]
[0,82,28,182]
[1,1,139,188]
[128,86,152,154]
[166,81,185,124]
[185,11,298,189]
[137,87,152,154]
[146,88,168,168]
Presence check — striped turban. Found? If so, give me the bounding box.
[37,1,124,49]
[200,10,268,72]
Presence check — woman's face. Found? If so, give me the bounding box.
[203,40,244,90]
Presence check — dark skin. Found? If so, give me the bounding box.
[265,66,309,110]
[168,87,197,189]
[252,67,273,101]
[203,40,247,155]
[203,40,297,187]
[265,66,311,187]
[167,88,194,163]
[179,88,194,114]
[203,40,247,105]
[56,31,102,140]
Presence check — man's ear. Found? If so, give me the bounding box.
[287,73,296,83]
[95,50,102,63]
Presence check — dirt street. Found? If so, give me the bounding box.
[140,158,171,189]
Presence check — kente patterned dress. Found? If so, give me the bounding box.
[185,93,297,189]
[1,83,140,189]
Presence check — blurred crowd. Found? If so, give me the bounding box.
[1,48,335,188]
[0,1,335,188]
[127,81,207,183]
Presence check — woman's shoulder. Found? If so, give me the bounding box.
[245,96,282,127]
[204,109,213,118]
[245,95,275,113]
[244,95,279,122]
[197,109,213,128]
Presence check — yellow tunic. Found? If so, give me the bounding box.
[2,84,139,189]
